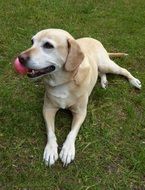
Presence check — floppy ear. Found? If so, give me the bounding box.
[65,38,84,71]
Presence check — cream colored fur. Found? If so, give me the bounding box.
[19,29,141,166]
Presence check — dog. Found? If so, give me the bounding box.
[17,29,141,166]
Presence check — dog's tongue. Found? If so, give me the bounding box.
[13,58,28,75]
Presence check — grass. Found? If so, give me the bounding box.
[0,0,145,189]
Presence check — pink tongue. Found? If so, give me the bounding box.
[13,57,28,75]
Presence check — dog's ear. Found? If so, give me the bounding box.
[65,39,84,71]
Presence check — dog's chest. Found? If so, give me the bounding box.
[47,85,73,109]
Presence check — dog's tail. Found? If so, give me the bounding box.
[108,52,128,58]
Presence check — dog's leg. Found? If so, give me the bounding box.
[99,59,141,89]
[99,72,108,89]
[43,102,59,166]
[59,96,88,166]
[59,110,87,166]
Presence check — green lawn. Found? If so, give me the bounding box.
[0,0,145,189]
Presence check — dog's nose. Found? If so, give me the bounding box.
[18,54,29,65]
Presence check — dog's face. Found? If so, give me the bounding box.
[18,29,84,78]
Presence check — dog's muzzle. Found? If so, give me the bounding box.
[18,54,56,78]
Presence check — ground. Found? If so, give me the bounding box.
[0,0,145,189]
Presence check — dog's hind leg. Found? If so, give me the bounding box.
[98,58,141,89]
[99,72,108,89]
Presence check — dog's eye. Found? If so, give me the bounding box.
[31,39,34,45]
[43,42,54,49]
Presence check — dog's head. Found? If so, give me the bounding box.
[18,29,84,78]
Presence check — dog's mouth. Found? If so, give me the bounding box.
[27,65,56,78]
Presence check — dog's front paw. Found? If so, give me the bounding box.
[59,141,75,166]
[43,143,58,166]
[129,77,141,89]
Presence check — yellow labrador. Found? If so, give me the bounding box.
[18,29,141,166]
